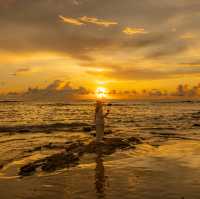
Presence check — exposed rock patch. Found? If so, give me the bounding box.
[19,136,142,176]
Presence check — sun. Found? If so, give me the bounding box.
[96,87,107,99]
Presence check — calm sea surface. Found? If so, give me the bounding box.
[0,100,200,136]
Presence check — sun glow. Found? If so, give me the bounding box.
[96,87,107,99]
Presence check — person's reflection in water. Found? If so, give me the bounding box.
[95,146,107,199]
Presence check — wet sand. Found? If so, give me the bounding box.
[0,135,200,199]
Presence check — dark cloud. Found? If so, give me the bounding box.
[123,33,169,48]
[0,0,16,8]
[146,40,189,59]
[87,64,200,80]
[142,83,200,98]
[1,79,200,100]
[147,89,168,97]
[180,60,200,66]
[11,67,31,76]
[2,80,90,101]
[1,0,200,96]
[173,83,200,97]
[108,83,200,98]
[0,0,198,61]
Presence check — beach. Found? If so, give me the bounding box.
[0,101,200,199]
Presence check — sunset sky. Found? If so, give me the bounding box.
[1,0,200,99]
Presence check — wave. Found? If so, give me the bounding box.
[150,100,200,104]
[0,122,91,133]
[0,100,23,103]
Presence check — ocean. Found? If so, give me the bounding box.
[0,100,200,199]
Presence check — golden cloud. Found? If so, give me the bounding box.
[79,16,118,27]
[180,32,195,40]
[59,15,117,27]
[123,27,148,35]
[59,15,84,26]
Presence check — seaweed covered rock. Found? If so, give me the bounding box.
[41,152,79,172]
[91,129,113,136]
[0,164,3,170]
[65,141,85,153]
[83,126,92,132]
[127,136,142,144]
[19,163,39,176]
[19,151,80,176]
[19,136,142,176]
[85,137,138,155]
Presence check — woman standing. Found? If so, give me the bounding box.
[95,100,110,142]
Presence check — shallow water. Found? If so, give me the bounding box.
[0,100,200,198]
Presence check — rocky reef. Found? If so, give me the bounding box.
[19,136,142,176]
